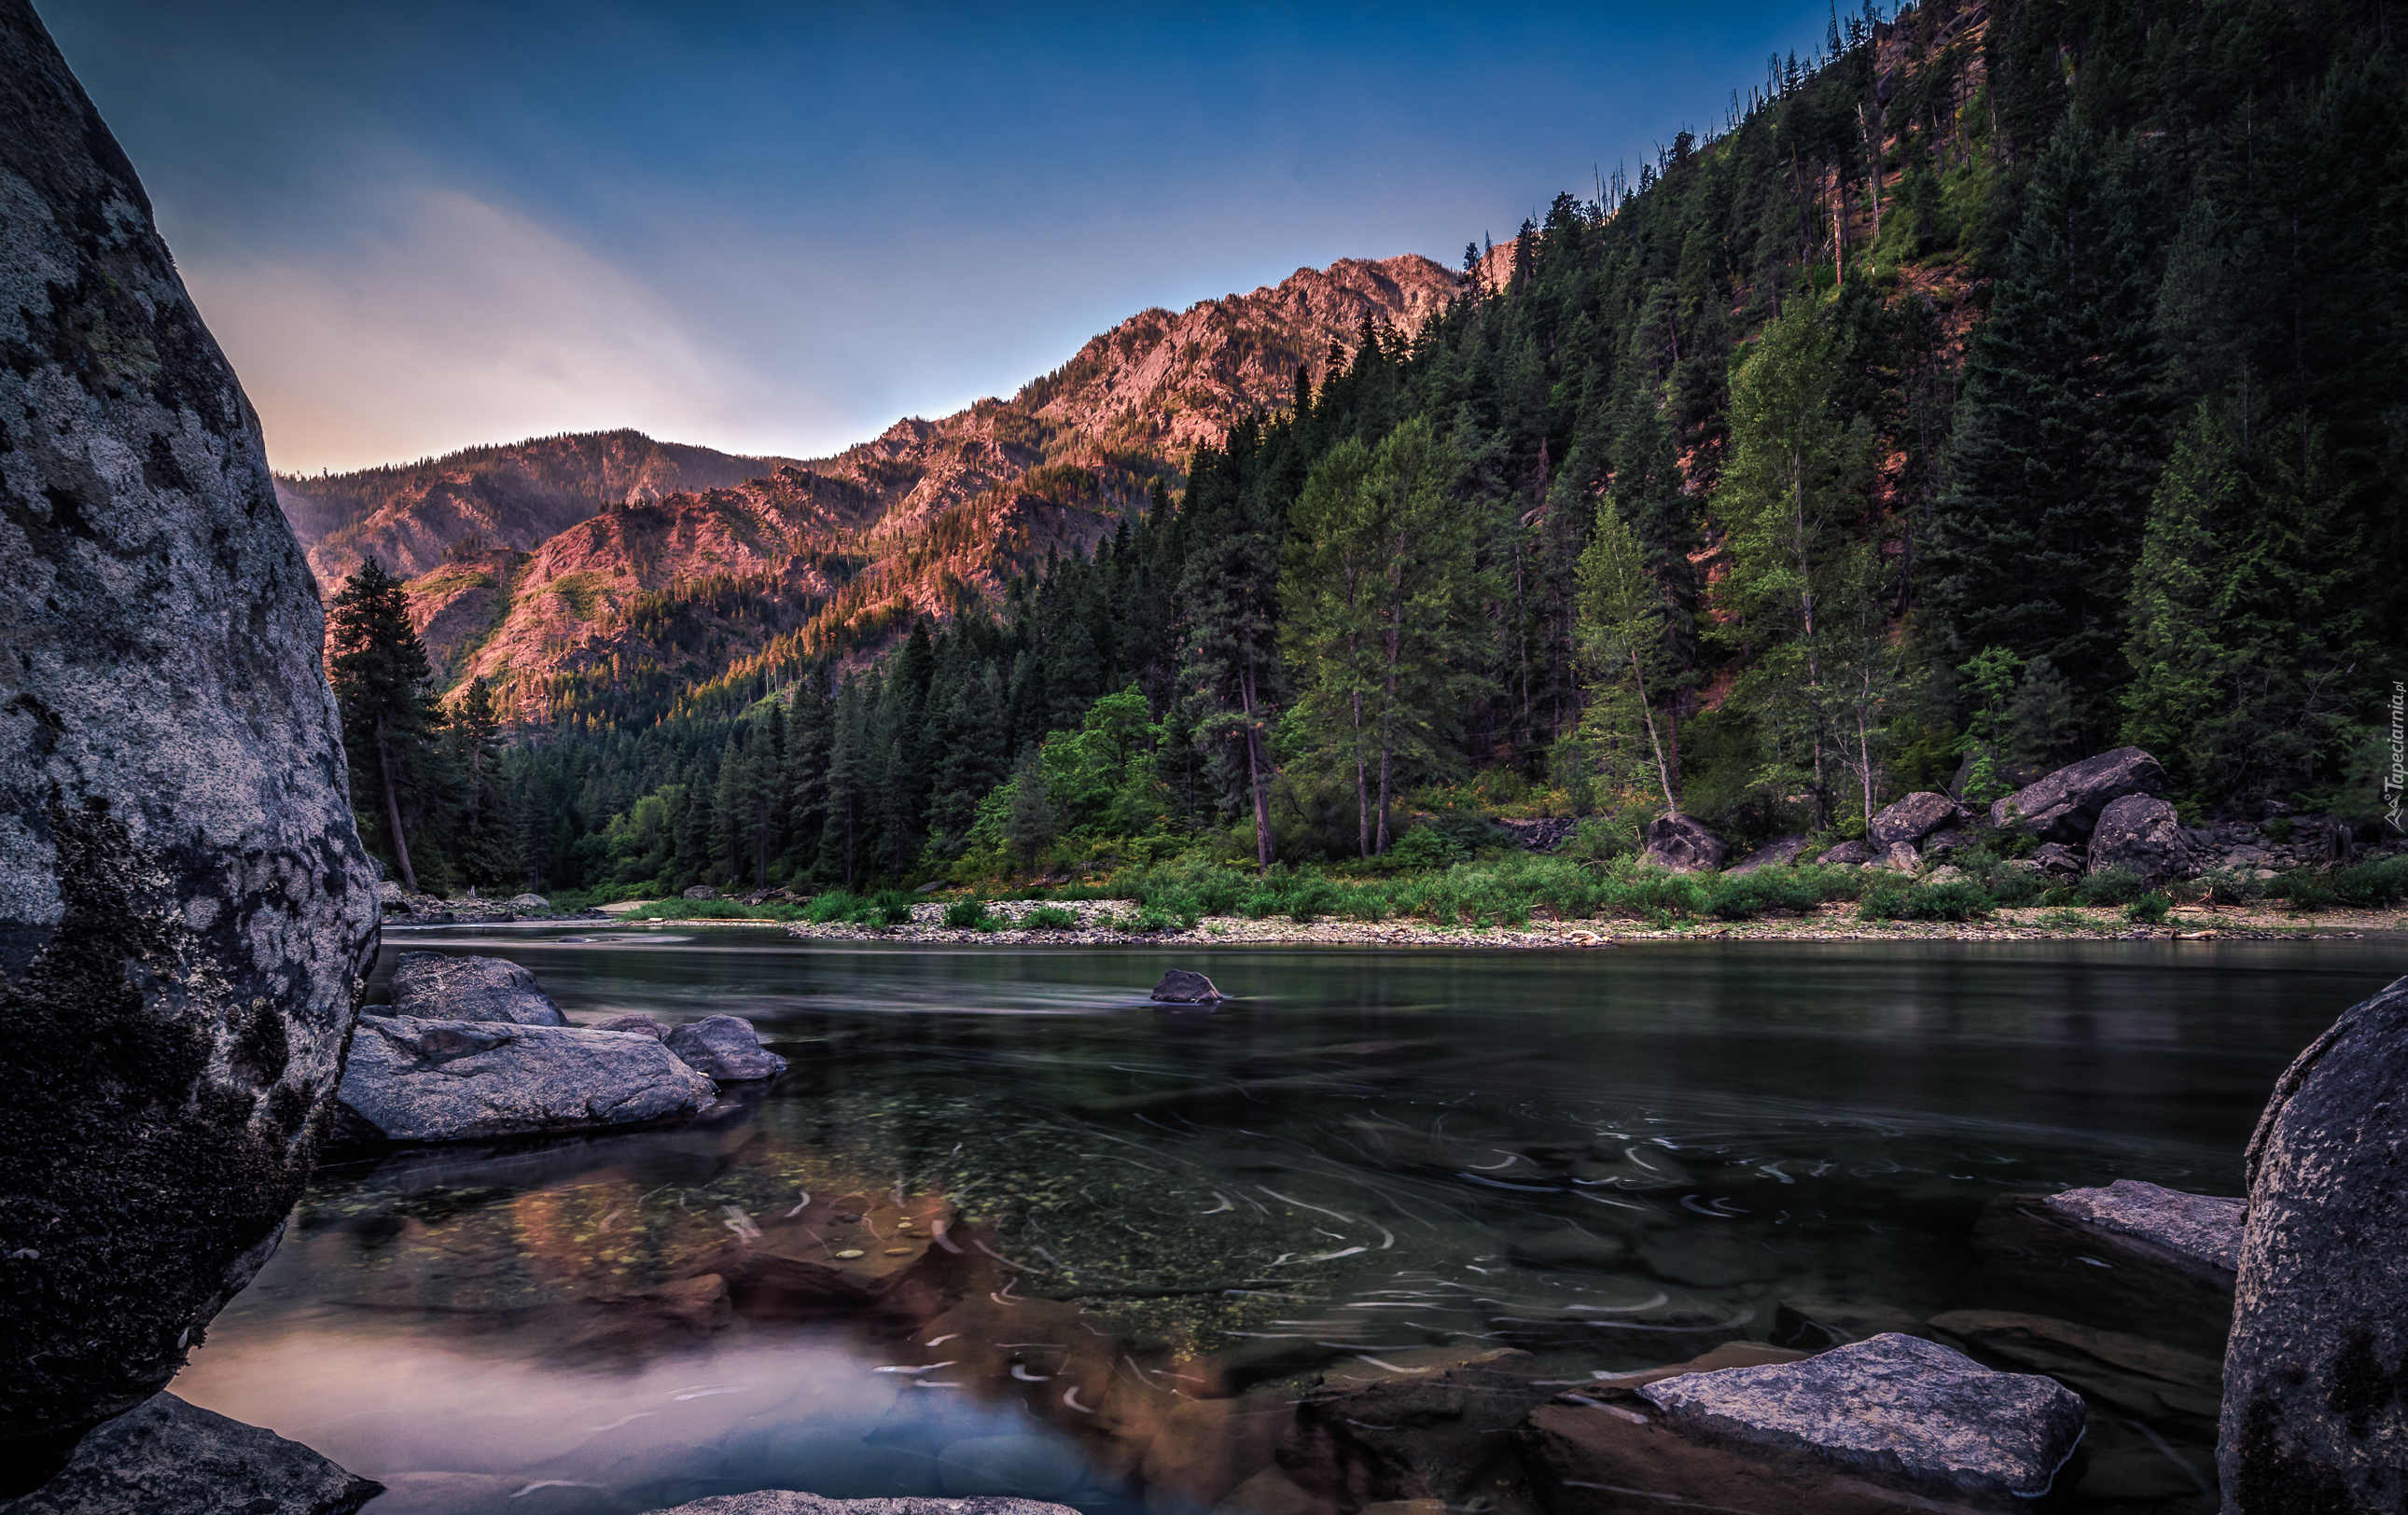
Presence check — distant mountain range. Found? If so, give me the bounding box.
[277,253,1461,724]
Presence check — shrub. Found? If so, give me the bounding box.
[1861,880,1993,921]
[2039,907,2098,931]
[943,897,998,930]
[2328,856,2408,908]
[803,890,868,924]
[1387,826,1468,869]
[2125,892,2172,925]
[1021,905,1080,930]
[869,890,915,925]
[2078,867,2147,907]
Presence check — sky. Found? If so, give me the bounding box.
[42,0,1843,475]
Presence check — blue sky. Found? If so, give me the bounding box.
[42,1,1841,473]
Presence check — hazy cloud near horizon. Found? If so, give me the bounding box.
[43,0,1840,475]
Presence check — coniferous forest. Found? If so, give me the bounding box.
[328,0,2407,905]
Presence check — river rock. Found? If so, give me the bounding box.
[0,1392,382,1515]
[1816,840,1873,867]
[506,893,550,912]
[1277,1352,1549,1509]
[590,1012,672,1040]
[2031,842,2083,876]
[1989,747,2166,842]
[2220,972,2408,1511]
[1928,1309,2221,1430]
[1724,834,1814,873]
[0,4,383,1480]
[1971,1181,2240,1355]
[1869,792,1969,850]
[1871,841,1922,872]
[387,952,568,1025]
[664,1014,787,1080]
[2086,794,2194,883]
[636,1497,1079,1515]
[1151,968,1225,1004]
[334,1017,715,1143]
[1640,813,1729,872]
[681,884,718,900]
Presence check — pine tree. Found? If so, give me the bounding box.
[1278,438,1384,855]
[327,557,435,893]
[1575,497,1678,811]
[445,676,518,887]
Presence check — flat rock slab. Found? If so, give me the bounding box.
[640,1497,1078,1515]
[665,1014,788,1081]
[388,952,568,1025]
[1635,1333,2085,1503]
[2043,1179,2241,1272]
[2,1393,381,1515]
[589,1013,671,1040]
[1151,969,1225,1003]
[336,1017,714,1143]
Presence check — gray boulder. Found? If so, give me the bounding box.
[2047,1178,2242,1272]
[388,952,567,1025]
[1635,1333,2086,1503]
[589,1012,672,1041]
[334,1017,714,1144]
[1,1392,381,1514]
[1990,747,2166,842]
[1725,834,1814,873]
[663,1013,787,1081]
[1816,840,1873,867]
[681,884,718,900]
[1641,813,1730,872]
[1869,792,1969,850]
[1151,968,1225,1004]
[1872,841,1922,872]
[2087,794,2194,883]
[2220,973,2408,1511]
[638,1499,1077,1515]
[505,893,550,912]
[2031,842,2083,876]
[0,4,382,1479]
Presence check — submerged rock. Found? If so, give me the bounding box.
[0,2,381,1478]
[637,1498,1078,1515]
[1972,1181,2240,1355]
[1639,813,1729,872]
[1868,792,1970,850]
[333,1017,714,1144]
[1929,1309,2221,1430]
[2220,973,2408,1511]
[1151,968,1225,1004]
[387,952,568,1025]
[2086,794,2195,883]
[1278,1352,1550,1510]
[1989,747,2166,842]
[1,1392,381,1515]
[664,1013,787,1081]
[1771,1297,1930,1350]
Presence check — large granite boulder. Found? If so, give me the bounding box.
[1972,1179,2241,1354]
[663,1013,787,1080]
[2086,794,2194,883]
[0,4,381,1482]
[1989,747,2166,842]
[1869,792,1970,850]
[1725,834,1814,873]
[1526,1334,2086,1514]
[386,952,567,1025]
[334,1017,714,1144]
[1640,813,1729,872]
[2220,973,2408,1511]
[0,1392,381,1514]
[1815,840,1873,867]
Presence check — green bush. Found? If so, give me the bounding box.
[2079,867,2147,907]
[619,897,806,922]
[1860,880,1994,922]
[2328,856,2408,908]
[942,896,998,930]
[2125,892,2172,925]
[1021,905,1080,930]
[2039,906,2099,931]
[1387,826,1468,869]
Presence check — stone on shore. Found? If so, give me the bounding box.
[1989,747,2166,842]
[2046,1178,2242,1270]
[387,952,569,1025]
[681,884,718,900]
[2220,973,2408,1511]
[0,1,383,1478]
[664,1014,787,1081]
[506,893,551,912]
[2086,794,2195,883]
[334,1017,715,1144]
[1640,813,1729,872]
[1815,840,1873,867]
[589,1012,672,1040]
[1151,968,1225,1004]
[1725,834,1814,873]
[636,1497,1079,1515]
[1872,841,1922,872]
[1972,1181,2239,1354]
[2031,841,2083,875]
[0,1392,381,1515]
[1869,792,1970,850]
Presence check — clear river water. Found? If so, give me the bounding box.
[174,927,2401,1514]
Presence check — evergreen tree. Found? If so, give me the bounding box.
[327,557,435,893]
[445,676,518,887]
[1575,497,1678,811]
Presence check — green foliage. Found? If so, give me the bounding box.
[800,890,914,927]
[619,897,806,922]
[942,896,999,930]
[1386,826,1467,870]
[2078,867,2148,908]
[1954,646,2024,804]
[1859,879,1994,922]
[1021,905,1080,930]
[2124,892,2172,925]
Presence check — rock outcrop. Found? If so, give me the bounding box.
[385,952,568,1025]
[1868,792,1969,850]
[1989,747,2166,842]
[2086,794,2194,883]
[663,1013,787,1080]
[333,1018,714,1144]
[1,1392,382,1515]
[2220,973,2408,1511]
[1151,968,1225,1004]
[0,1,381,1481]
[1640,813,1730,872]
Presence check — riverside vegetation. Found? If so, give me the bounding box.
[324,0,2404,920]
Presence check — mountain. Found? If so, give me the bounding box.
[277,430,807,588]
[379,252,1461,725]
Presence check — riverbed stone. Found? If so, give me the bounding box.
[360,1473,638,1515]
[635,1497,1079,1515]
[1928,1309,2221,1430]
[387,952,568,1025]
[2086,794,2195,883]
[1277,1352,1548,1509]
[1989,747,2166,842]
[1640,813,1729,872]
[1869,792,1969,850]
[0,1392,382,1515]
[1151,968,1225,1004]
[2045,1179,2242,1272]
[333,1017,715,1144]
[2220,972,2408,1511]
[0,2,383,1480]
[1725,834,1814,873]
[1972,1183,2239,1355]
[664,1014,787,1081]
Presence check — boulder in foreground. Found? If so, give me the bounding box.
[0,1392,381,1515]
[1640,813,1728,872]
[1152,968,1225,1004]
[334,1017,714,1144]
[2220,973,2408,1511]
[386,952,568,1025]
[1989,746,2165,841]
[664,1013,788,1080]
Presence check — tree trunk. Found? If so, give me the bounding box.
[1240,662,1274,873]
[1353,684,1370,859]
[375,723,419,896]
[1629,646,1678,813]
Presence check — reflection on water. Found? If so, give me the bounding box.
[182,932,2400,1513]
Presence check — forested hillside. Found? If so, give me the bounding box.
[329,0,2405,898]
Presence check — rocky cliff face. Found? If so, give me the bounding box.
[0,0,381,1485]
